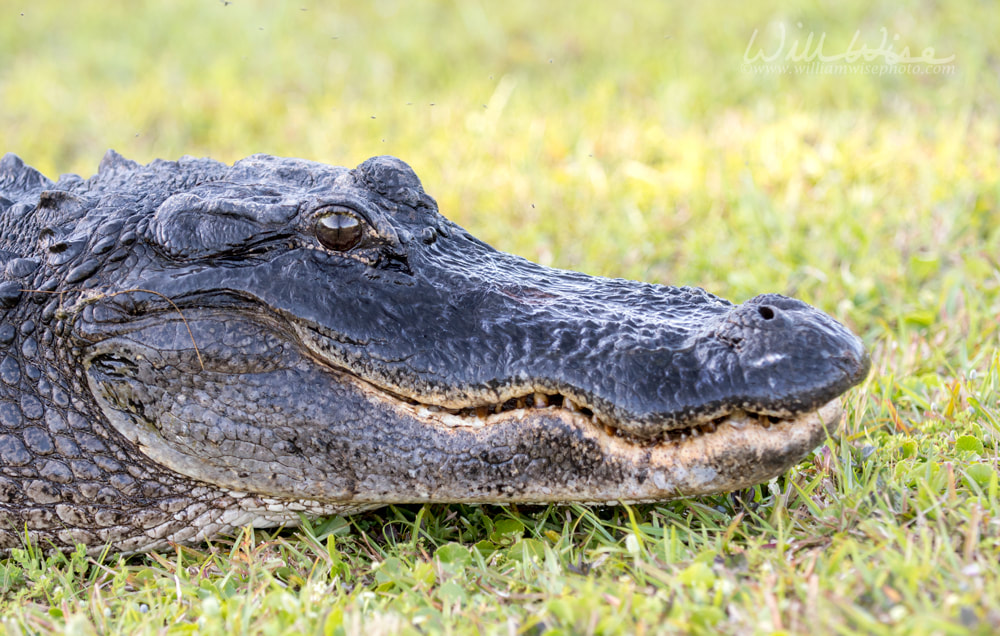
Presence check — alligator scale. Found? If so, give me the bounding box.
[0,152,870,553]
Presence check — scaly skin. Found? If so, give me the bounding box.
[0,151,870,553]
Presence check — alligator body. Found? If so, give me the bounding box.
[0,152,869,553]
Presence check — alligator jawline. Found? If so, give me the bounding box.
[294,321,826,447]
[331,366,834,449]
[418,396,830,448]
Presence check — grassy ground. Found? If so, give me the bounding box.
[1,1,998,633]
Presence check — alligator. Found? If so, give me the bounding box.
[0,151,870,554]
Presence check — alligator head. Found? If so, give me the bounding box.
[0,152,869,550]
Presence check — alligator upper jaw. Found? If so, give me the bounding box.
[292,317,845,447]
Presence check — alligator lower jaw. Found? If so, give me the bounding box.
[364,369,845,501]
[383,393,844,503]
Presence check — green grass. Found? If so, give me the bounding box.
[2,1,999,633]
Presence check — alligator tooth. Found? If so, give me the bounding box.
[564,397,579,412]
[516,397,526,409]
[534,393,548,407]
[476,406,489,418]
[494,404,504,414]
[689,428,701,438]
[603,424,616,437]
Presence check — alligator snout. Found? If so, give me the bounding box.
[713,293,871,417]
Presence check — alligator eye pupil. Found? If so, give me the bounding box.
[316,213,363,251]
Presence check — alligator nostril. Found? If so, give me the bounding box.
[758,306,775,320]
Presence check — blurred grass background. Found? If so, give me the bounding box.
[2,1,999,634]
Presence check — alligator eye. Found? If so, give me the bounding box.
[316,211,364,251]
